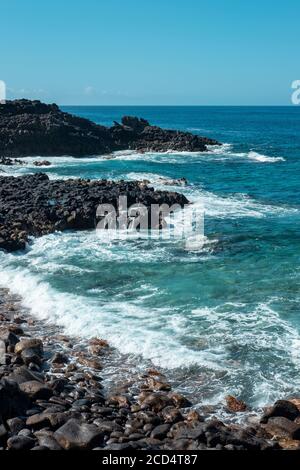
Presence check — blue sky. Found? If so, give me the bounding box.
[1,0,299,105]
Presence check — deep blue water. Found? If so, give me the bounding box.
[1,106,300,409]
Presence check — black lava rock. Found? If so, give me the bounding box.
[0,99,220,157]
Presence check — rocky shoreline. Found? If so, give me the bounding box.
[1,287,300,451]
[0,100,220,157]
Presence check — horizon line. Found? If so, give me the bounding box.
[60,104,298,107]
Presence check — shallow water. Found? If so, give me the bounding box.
[1,106,300,409]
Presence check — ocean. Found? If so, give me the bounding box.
[0,106,300,411]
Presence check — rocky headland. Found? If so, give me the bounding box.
[0,100,220,157]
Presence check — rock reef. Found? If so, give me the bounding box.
[0,173,189,252]
[0,100,220,157]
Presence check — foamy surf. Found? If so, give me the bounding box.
[246,151,285,162]
[122,171,297,219]
[0,144,285,182]
[0,261,227,371]
[204,145,285,163]
[1,252,300,407]
[205,143,233,154]
[189,190,296,218]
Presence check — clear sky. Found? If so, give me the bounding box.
[1,0,299,105]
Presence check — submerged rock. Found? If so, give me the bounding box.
[157,177,188,186]
[33,160,51,167]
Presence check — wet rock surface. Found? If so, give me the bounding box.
[0,172,189,252]
[0,156,24,166]
[0,100,220,157]
[225,395,247,412]
[0,287,298,451]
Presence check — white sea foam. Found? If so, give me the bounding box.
[246,151,285,163]
[204,145,285,162]
[17,155,109,164]
[188,190,295,218]
[125,172,166,185]
[124,172,296,218]
[0,144,285,181]
[1,251,299,406]
[204,143,233,154]
[0,261,223,370]
[112,145,286,165]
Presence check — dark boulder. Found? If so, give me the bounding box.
[8,365,44,384]
[150,424,171,440]
[19,380,53,400]
[169,421,207,441]
[15,338,43,356]
[161,406,183,424]
[139,392,174,412]
[264,416,300,440]
[54,419,104,450]
[26,413,52,430]
[7,435,36,451]
[0,418,7,445]
[51,352,69,364]
[35,430,63,450]
[261,400,299,423]
[0,328,20,350]
[6,417,26,434]
[0,378,30,420]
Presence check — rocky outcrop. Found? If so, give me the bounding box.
[0,173,189,252]
[0,156,24,166]
[0,100,220,157]
[110,116,220,153]
[33,160,51,167]
[0,157,51,168]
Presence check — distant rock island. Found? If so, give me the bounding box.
[0,100,220,157]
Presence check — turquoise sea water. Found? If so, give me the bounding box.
[0,106,300,409]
